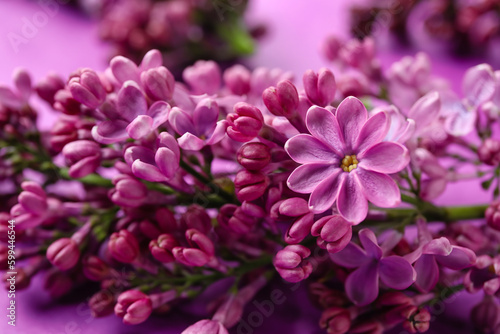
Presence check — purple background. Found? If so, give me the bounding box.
[0,0,493,333]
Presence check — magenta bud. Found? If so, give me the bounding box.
[227,102,264,142]
[237,142,271,170]
[62,140,102,178]
[271,198,314,244]
[115,290,152,325]
[183,60,221,95]
[173,229,215,267]
[181,319,229,334]
[303,68,336,107]
[53,89,81,115]
[44,269,73,298]
[319,307,351,334]
[402,306,431,333]
[486,200,500,231]
[108,230,140,263]
[227,206,259,235]
[89,290,116,318]
[69,68,106,109]
[262,80,299,117]
[471,296,500,333]
[141,66,175,101]
[46,238,80,271]
[478,138,500,166]
[274,245,313,283]
[50,116,80,153]
[180,205,212,234]
[149,234,179,263]
[82,255,111,281]
[109,175,148,208]
[223,65,251,95]
[311,215,352,254]
[234,170,270,202]
[35,73,65,105]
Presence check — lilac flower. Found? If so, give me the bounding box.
[303,68,336,107]
[0,68,32,109]
[183,60,221,95]
[91,81,170,144]
[108,174,148,208]
[464,255,500,295]
[270,197,314,244]
[46,238,80,271]
[223,64,251,96]
[173,229,217,267]
[331,229,415,306]
[115,290,152,325]
[68,68,107,109]
[110,50,164,86]
[311,215,352,254]
[168,98,227,150]
[285,96,410,223]
[274,245,313,283]
[149,234,178,263]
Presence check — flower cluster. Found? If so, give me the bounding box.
[1,36,500,334]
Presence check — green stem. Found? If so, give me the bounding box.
[59,168,113,188]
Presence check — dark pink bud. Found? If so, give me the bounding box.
[108,230,140,263]
[486,200,500,231]
[319,307,351,334]
[227,206,259,235]
[115,290,152,325]
[223,65,251,95]
[89,290,116,318]
[237,142,271,170]
[402,306,431,333]
[262,80,299,117]
[62,140,101,178]
[471,296,500,333]
[234,170,270,202]
[46,238,80,271]
[227,103,264,142]
[311,215,352,254]
[35,73,65,105]
[44,269,72,298]
[149,234,179,263]
[303,68,336,107]
[173,229,215,267]
[271,198,314,244]
[82,255,111,281]
[185,229,214,256]
[478,138,500,166]
[141,66,175,101]
[180,205,212,234]
[274,245,313,283]
[109,175,148,208]
[183,60,221,95]
[54,89,81,115]
[69,68,106,109]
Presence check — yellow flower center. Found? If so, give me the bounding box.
[341,155,358,172]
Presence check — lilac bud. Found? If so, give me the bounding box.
[18,181,48,215]
[471,296,500,333]
[234,170,270,202]
[262,80,299,117]
[68,69,106,109]
[89,290,116,318]
[303,68,336,107]
[141,66,175,101]
[50,116,94,153]
[478,138,500,166]
[62,140,102,178]
[274,245,313,283]
[53,89,82,115]
[311,215,352,254]
[181,319,229,334]
[109,175,148,208]
[271,198,314,244]
[115,290,152,325]
[46,238,80,271]
[227,103,264,142]
[82,255,111,281]
[183,60,221,95]
[237,142,271,170]
[108,230,140,263]
[227,206,259,235]
[155,208,178,233]
[308,282,349,309]
[322,35,342,61]
[173,229,215,267]
[486,201,500,231]
[44,269,73,298]
[223,65,251,95]
[180,205,212,234]
[35,73,65,105]
[319,307,351,334]
[402,306,431,333]
[149,234,179,263]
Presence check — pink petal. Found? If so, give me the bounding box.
[117,81,148,121]
[359,228,382,259]
[379,256,415,290]
[309,169,345,213]
[91,121,128,144]
[110,56,140,84]
[331,242,369,268]
[131,160,167,182]
[205,120,228,146]
[422,237,452,256]
[126,115,154,140]
[414,255,440,292]
[140,49,162,71]
[157,132,180,158]
[285,134,339,164]
[420,178,448,201]
[155,147,179,179]
[337,174,368,224]
[354,169,401,208]
[124,146,156,166]
[147,101,170,129]
[0,86,23,109]
[305,106,345,156]
[18,192,47,215]
[354,111,389,154]
[168,107,194,135]
[444,107,476,137]
[193,98,219,137]
[336,96,367,151]
[463,64,496,106]
[13,68,32,101]
[435,246,476,270]
[287,164,340,194]
[68,155,100,178]
[408,92,440,133]
[178,132,206,151]
[345,261,379,306]
[358,142,409,174]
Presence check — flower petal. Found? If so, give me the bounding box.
[414,255,439,292]
[178,133,206,151]
[110,56,140,84]
[147,101,170,129]
[285,134,339,164]
[408,92,440,133]
[131,160,168,182]
[345,262,379,306]
[126,115,154,140]
[305,106,345,156]
[379,256,415,290]
[358,142,409,174]
[435,246,476,270]
[309,169,345,213]
[205,120,228,146]
[337,173,368,224]
[117,81,147,121]
[193,98,219,137]
[354,111,389,154]
[168,107,194,135]
[155,147,179,179]
[463,64,496,107]
[330,242,369,268]
[422,237,452,256]
[336,96,367,152]
[359,228,382,259]
[354,169,401,208]
[287,163,339,194]
[91,121,128,144]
